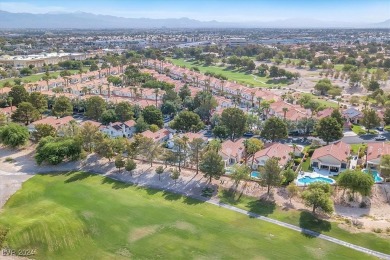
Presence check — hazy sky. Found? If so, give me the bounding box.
[1,0,389,23]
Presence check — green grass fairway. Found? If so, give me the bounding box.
[218,190,390,255]
[0,172,377,259]
[169,58,289,88]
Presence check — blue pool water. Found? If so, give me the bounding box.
[297,176,335,185]
[362,169,384,183]
[250,171,260,179]
[225,167,233,175]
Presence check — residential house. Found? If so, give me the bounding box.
[0,106,16,121]
[342,107,362,124]
[167,132,207,149]
[366,142,390,168]
[252,143,296,169]
[141,128,173,143]
[316,108,334,120]
[310,141,351,173]
[100,120,136,138]
[28,116,74,136]
[219,138,245,166]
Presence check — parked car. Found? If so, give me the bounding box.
[375,135,386,141]
[243,132,254,137]
[376,127,384,132]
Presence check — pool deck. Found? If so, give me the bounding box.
[296,170,336,186]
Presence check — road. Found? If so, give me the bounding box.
[341,132,390,144]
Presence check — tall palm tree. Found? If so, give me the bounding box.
[220,80,225,96]
[7,97,13,111]
[250,91,255,107]
[133,87,138,101]
[154,88,160,107]
[79,68,83,83]
[257,97,262,108]
[282,107,288,120]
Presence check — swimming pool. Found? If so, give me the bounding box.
[250,171,260,179]
[297,176,335,185]
[362,169,384,183]
[225,167,233,175]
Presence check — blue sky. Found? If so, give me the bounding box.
[0,0,389,23]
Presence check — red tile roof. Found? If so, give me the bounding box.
[254,143,293,166]
[31,116,74,129]
[311,141,350,162]
[220,138,245,158]
[366,142,390,162]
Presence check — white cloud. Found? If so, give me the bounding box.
[0,2,68,13]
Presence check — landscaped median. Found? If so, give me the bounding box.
[0,172,381,259]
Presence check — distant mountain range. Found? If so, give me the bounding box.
[0,10,389,29]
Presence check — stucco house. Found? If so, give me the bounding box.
[366,142,390,168]
[99,120,136,138]
[310,141,351,173]
[219,138,245,166]
[252,143,296,169]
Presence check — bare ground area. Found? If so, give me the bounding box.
[0,145,389,234]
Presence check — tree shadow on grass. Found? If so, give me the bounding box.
[64,171,95,183]
[162,190,182,201]
[183,196,205,205]
[299,210,332,238]
[219,189,240,206]
[101,177,133,189]
[246,198,276,217]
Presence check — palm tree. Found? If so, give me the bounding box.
[81,86,88,96]
[133,88,138,101]
[282,107,288,120]
[220,80,225,96]
[98,84,103,95]
[257,97,262,108]
[154,88,160,107]
[79,68,83,83]
[7,97,13,111]
[250,91,255,107]
[140,88,144,99]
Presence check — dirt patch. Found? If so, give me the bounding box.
[128,225,160,243]
[174,221,196,233]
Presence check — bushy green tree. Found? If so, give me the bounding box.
[261,157,282,194]
[261,117,288,142]
[142,105,163,128]
[85,96,106,121]
[220,107,247,141]
[11,102,40,125]
[301,182,333,214]
[199,150,225,183]
[170,111,204,132]
[32,123,56,141]
[35,137,82,165]
[0,123,29,147]
[53,96,73,118]
[8,85,29,106]
[316,117,343,144]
